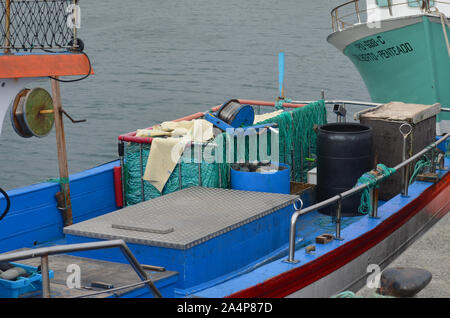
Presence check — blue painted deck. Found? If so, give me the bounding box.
[0,153,448,298]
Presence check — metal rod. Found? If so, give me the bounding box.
[72,0,78,50]
[139,144,145,202]
[178,160,182,190]
[287,133,450,263]
[387,0,393,15]
[335,197,343,240]
[41,255,51,298]
[290,113,296,180]
[400,123,412,197]
[431,148,436,174]
[198,144,202,186]
[218,163,222,188]
[0,240,163,298]
[119,141,126,207]
[371,187,379,218]
[355,0,361,23]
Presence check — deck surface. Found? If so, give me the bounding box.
[64,187,297,250]
[356,212,450,298]
[4,251,176,298]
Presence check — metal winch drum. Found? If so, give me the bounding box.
[216,99,255,128]
[10,88,55,138]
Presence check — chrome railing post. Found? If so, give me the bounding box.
[41,255,51,298]
[334,196,343,240]
[0,239,164,299]
[370,187,379,218]
[355,0,362,23]
[286,198,303,264]
[400,123,412,197]
[139,143,145,202]
[118,140,126,207]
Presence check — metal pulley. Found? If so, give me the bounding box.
[10,88,55,138]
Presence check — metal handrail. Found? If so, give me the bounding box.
[0,239,163,298]
[286,133,450,263]
[331,0,450,32]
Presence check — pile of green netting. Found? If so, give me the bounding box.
[123,100,327,205]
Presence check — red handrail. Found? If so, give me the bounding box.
[118,99,306,144]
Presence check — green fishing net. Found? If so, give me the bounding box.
[123,100,327,205]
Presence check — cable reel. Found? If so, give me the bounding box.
[10,88,55,138]
[205,99,277,133]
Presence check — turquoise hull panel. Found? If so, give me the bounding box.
[344,16,450,125]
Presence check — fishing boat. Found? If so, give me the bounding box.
[0,0,449,299]
[327,0,450,134]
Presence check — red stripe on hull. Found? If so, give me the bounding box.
[228,172,450,298]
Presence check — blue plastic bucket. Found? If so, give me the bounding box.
[231,163,291,194]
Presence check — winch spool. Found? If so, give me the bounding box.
[10,88,55,138]
[216,99,255,128]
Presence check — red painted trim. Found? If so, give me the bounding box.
[113,166,123,208]
[228,172,450,298]
[117,100,305,144]
[0,53,93,78]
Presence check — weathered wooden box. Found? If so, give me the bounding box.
[357,102,440,201]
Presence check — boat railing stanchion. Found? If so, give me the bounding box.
[400,123,412,197]
[355,0,362,24]
[139,143,145,202]
[118,140,126,207]
[334,195,344,241]
[430,147,436,174]
[41,255,51,298]
[285,198,303,264]
[369,187,380,218]
[197,143,202,186]
[178,158,182,190]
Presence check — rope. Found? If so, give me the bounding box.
[409,154,431,184]
[355,164,396,215]
[274,98,292,110]
[47,177,70,206]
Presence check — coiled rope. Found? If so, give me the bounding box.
[274,98,292,110]
[355,164,396,215]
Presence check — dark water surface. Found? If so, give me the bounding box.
[0,0,369,190]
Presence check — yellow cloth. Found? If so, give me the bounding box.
[142,119,213,193]
[254,110,283,124]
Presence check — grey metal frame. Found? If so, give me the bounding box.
[286,132,450,263]
[330,0,450,32]
[0,239,163,298]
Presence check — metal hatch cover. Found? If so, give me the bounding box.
[64,187,297,250]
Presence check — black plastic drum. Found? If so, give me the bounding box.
[316,123,373,216]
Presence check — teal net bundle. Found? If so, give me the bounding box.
[123,100,327,205]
